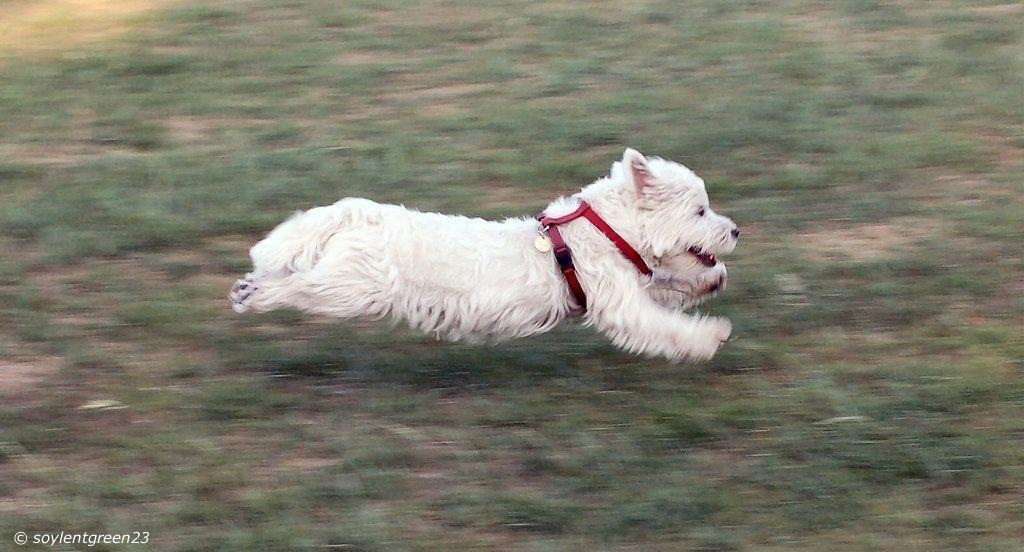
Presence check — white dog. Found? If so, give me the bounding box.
[230,149,738,361]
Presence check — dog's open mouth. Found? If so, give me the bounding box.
[687,246,718,267]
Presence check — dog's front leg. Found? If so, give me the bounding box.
[587,292,731,361]
[649,262,728,309]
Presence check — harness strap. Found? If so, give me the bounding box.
[538,201,652,313]
[545,224,589,311]
[578,206,652,277]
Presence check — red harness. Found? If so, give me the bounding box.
[538,201,652,313]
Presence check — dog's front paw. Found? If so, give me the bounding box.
[229,278,258,313]
[692,264,727,298]
[688,316,731,360]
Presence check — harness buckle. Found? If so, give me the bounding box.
[553,243,572,268]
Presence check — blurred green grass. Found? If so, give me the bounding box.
[1,0,1022,550]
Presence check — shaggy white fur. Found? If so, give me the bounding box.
[230,149,738,361]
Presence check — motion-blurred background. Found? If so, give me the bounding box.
[1,0,1021,549]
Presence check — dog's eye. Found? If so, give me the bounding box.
[696,207,706,217]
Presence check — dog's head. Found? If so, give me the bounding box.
[614,148,739,267]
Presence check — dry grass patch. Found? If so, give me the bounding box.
[0,355,62,398]
[0,0,172,62]
[797,217,944,263]
[1,141,152,167]
[164,116,271,146]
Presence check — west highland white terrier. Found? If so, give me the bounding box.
[230,148,738,361]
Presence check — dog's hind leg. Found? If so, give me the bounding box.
[230,273,318,314]
[230,270,391,320]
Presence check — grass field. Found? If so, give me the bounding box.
[0,0,1022,549]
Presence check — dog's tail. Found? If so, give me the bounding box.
[248,198,372,278]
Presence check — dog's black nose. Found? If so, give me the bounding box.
[731,227,740,238]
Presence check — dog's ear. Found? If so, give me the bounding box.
[623,148,652,193]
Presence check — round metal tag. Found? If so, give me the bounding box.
[534,235,553,252]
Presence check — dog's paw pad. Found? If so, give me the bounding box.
[229,278,258,312]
